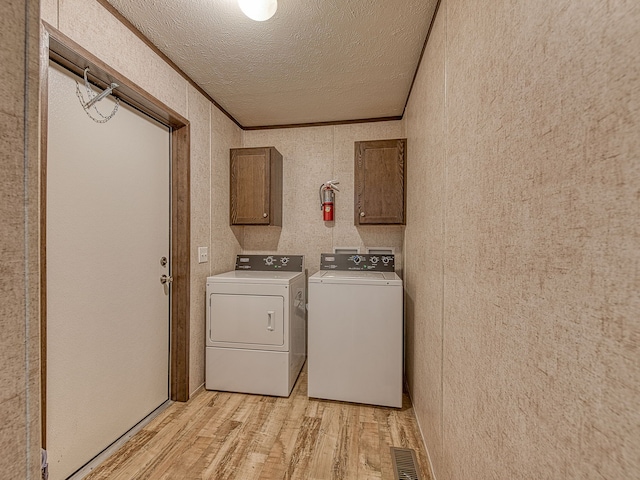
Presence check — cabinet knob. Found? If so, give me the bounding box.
[360,212,365,217]
[263,213,268,218]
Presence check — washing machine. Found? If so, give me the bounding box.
[206,254,306,397]
[308,253,403,408]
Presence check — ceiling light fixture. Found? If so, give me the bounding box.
[238,0,277,21]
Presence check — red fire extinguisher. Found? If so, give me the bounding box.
[319,180,340,221]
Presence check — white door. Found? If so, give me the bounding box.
[46,62,170,480]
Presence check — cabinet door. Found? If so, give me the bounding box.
[230,148,270,224]
[354,139,406,224]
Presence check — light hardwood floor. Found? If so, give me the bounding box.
[84,365,432,480]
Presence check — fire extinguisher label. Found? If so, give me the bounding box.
[325,206,331,212]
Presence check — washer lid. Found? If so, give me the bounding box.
[309,270,402,286]
[207,270,303,285]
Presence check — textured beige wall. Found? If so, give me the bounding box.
[0,0,41,478]
[405,1,640,479]
[210,105,244,277]
[189,85,244,394]
[242,122,405,275]
[43,0,242,396]
[403,3,446,473]
[187,84,211,396]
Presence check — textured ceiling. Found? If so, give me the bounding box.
[105,0,438,127]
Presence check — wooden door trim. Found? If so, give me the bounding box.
[40,22,191,445]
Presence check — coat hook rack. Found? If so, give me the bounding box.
[75,67,120,123]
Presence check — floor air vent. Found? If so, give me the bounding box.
[390,447,421,480]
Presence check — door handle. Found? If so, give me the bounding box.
[160,274,173,285]
[267,311,275,331]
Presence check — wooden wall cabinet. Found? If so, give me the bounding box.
[354,138,406,225]
[230,147,283,226]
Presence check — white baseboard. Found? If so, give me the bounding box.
[190,382,205,398]
[405,380,438,480]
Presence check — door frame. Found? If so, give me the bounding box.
[40,22,191,446]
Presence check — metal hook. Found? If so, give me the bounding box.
[82,67,119,108]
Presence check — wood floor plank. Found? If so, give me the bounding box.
[374,408,396,480]
[317,402,360,480]
[122,394,222,480]
[357,420,382,479]
[288,415,322,480]
[81,429,157,480]
[87,391,217,480]
[307,404,340,479]
[208,396,277,479]
[83,364,432,480]
[197,392,245,438]
[233,398,290,479]
[159,435,212,480]
[257,385,311,479]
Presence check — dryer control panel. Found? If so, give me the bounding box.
[235,255,304,272]
[319,253,395,271]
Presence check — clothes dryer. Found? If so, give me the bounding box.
[308,253,402,408]
[206,255,305,397]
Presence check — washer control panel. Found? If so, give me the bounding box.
[235,255,304,272]
[319,253,395,271]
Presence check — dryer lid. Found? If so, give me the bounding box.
[207,270,304,284]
